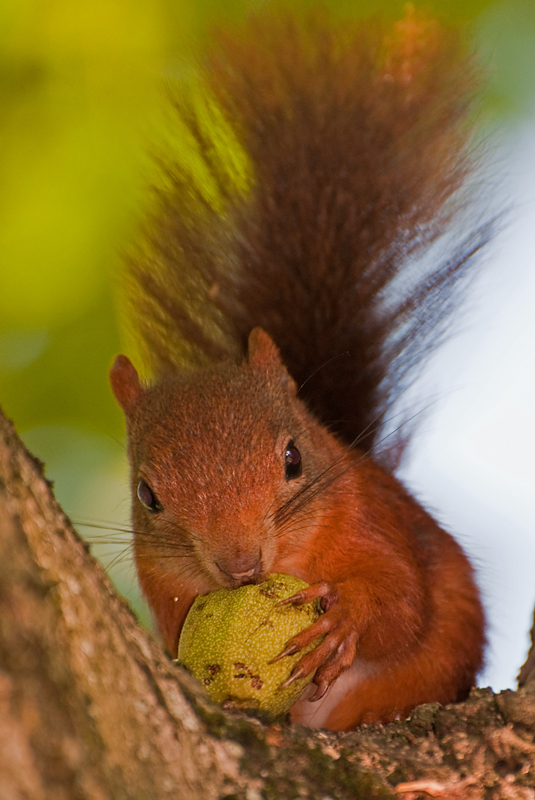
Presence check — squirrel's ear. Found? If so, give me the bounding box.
[247,328,281,367]
[247,328,297,392]
[109,355,143,415]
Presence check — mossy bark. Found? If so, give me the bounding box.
[0,406,534,800]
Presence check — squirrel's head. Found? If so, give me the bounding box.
[110,329,342,598]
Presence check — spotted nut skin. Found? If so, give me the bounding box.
[177,574,321,717]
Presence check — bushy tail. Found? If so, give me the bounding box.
[126,7,490,456]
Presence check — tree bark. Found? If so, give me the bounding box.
[0,406,534,800]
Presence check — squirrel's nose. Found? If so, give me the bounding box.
[216,554,263,585]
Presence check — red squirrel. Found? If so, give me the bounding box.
[109,8,487,731]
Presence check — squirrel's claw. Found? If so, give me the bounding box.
[277,581,334,610]
[269,641,300,663]
[286,629,358,698]
[308,678,329,702]
[275,583,359,696]
[310,634,358,699]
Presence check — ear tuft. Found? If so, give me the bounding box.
[109,355,143,415]
[247,328,282,370]
[247,328,297,393]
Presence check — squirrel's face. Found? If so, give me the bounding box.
[109,329,345,596]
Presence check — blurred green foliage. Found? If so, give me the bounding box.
[0,0,533,630]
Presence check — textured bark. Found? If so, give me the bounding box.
[519,611,535,689]
[0,405,534,800]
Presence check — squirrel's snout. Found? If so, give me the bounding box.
[216,552,263,586]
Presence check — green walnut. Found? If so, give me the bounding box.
[177,573,321,717]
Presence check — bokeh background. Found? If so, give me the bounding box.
[1,0,534,686]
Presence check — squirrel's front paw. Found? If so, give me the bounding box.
[272,582,358,701]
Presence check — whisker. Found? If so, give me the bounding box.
[273,395,438,533]
[75,519,134,535]
[297,351,351,394]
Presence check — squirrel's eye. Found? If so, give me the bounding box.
[137,479,162,513]
[284,441,302,480]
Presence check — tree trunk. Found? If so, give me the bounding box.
[0,406,534,800]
